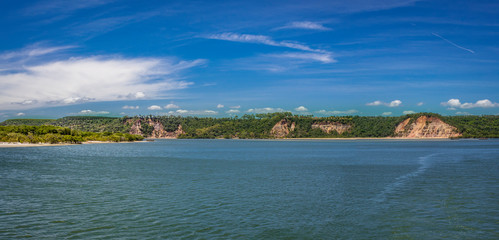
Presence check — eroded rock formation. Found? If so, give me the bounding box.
[270,119,295,138]
[127,119,185,138]
[394,116,461,138]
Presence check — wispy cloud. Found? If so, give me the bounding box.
[0,47,205,110]
[78,109,110,115]
[382,112,392,116]
[165,103,180,109]
[432,33,475,54]
[316,109,358,115]
[205,32,327,53]
[167,109,218,115]
[217,104,224,108]
[366,100,402,107]
[268,52,336,63]
[276,21,331,31]
[123,105,139,109]
[441,99,499,109]
[247,107,285,113]
[69,11,160,37]
[23,0,114,16]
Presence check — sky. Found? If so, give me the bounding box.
[0,0,498,121]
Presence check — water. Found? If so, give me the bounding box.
[1,139,498,239]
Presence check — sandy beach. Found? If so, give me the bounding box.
[0,142,74,148]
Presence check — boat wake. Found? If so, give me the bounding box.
[374,153,439,203]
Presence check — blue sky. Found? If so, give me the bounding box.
[0,0,498,121]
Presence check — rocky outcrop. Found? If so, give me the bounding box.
[151,124,184,139]
[127,119,185,138]
[270,119,295,138]
[128,119,142,135]
[311,122,352,134]
[395,116,461,138]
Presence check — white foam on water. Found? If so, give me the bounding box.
[374,153,439,203]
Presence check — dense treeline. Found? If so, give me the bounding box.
[0,125,143,144]
[1,113,498,139]
[442,115,499,138]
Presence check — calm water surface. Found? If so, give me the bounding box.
[1,139,498,239]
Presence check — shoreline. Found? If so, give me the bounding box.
[0,140,145,148]
[0,137,487,147]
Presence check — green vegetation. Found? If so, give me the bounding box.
[1,113,498,140]
[0,125,143,144]
[442,115,499,138]
[0,119,55,126]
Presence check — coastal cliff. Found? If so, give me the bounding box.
[127,118,185,138]
[270,119,295,138]
[395,116,461,138]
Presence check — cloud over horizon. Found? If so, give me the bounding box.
[0,50,204,110]
[366,100,402,107]
[441,99,499,109]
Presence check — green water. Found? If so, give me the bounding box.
[1,139,498,239]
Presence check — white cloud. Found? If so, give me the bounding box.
[79,109,109,115]
[167,109,217,115]
[441,99,499,109]
[206,33,326,53]
[147,105,162,110]
[366,100,402,107]
[134,92,145,99]
[16,112,25,116]
[226,109,240,114]
[382,112,392,116]
[417,102,424,106]
[165,103,179,109]
[403,110,416,115]
[268,52,336,63]
[204,110,217,114]
[456,111,472,115]
[247,107,285,113]
[230,105,241,109]
[122,105,139,109]
[217,104,224,108]
[316,109,358,115]
[389,100,402,107]
[0,52,204,110]
[366,100,383,106]
[295,106,308,112]
[277,21,332,31]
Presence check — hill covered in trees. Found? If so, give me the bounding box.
[1,113,498,140]
[0,125,144,144]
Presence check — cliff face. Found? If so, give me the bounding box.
[270,119,295,138]
[311,122,352,134]
[128,119,142,135]
[127,119,184,138]
[395,116,461,138]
